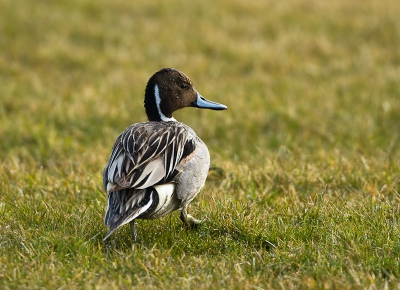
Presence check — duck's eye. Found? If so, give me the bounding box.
[180,84,187,89]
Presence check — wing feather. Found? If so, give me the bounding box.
[103,122,196,192]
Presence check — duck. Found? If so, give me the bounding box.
[103,68,227,241]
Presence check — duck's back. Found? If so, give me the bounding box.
[103,121,196,192]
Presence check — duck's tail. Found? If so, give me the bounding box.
[103,187,155,241]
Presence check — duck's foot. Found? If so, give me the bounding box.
[130,220,138,241]
[180,209,203,229]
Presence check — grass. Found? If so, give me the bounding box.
[1,0,400,288]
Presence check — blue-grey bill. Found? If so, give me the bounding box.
[192,92,227,110]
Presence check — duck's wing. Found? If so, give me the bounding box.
[103,122,196,192]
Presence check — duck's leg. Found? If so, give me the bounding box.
[180,208,202,228]
[129,220,138,241]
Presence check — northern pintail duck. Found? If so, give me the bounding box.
[103,68,227,240]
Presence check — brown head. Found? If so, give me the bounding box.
[144,68,227,122]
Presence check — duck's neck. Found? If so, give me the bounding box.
[144,84,176,122]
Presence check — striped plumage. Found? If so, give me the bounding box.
[103,68,227,241]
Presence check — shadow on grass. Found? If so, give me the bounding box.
[101,218,276,257]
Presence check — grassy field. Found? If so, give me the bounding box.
[1,0,400,288]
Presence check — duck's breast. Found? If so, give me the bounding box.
[175,133,210,208]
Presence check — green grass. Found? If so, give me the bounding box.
[1,0,400,288]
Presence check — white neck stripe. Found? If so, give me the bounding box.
[154,85,176,122]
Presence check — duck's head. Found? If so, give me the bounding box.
[144,68,227,122]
